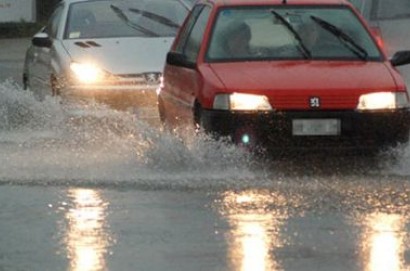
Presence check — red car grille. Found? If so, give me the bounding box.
[273,94,358,110]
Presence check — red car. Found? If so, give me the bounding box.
[157,0,410,153]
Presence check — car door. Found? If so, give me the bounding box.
[161,4,212,127]
[29,4,64,98]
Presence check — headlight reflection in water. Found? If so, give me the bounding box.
[221,190,289,271]
[361,212,407,271]
[65,188,112,271]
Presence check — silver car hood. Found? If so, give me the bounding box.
[62,37,173,74]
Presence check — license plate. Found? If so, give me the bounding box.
[292,119,341,136]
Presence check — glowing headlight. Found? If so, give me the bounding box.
[357,92,409,110]
[70,62,106,83]
[213,93,272,111]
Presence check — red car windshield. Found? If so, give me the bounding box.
[206,6,382,62]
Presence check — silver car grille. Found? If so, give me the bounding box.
[111,72,162,86]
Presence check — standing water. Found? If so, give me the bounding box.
[1,80,410,271]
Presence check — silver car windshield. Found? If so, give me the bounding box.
[64,0,189,39]
[206,6,382,62]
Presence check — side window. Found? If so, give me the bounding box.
[174,5,211,63]
[44,4,64,38]
[174,5,204,53]
[184,6,211,62]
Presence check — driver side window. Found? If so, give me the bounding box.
[44,4,64,38]
[174,5,211,63]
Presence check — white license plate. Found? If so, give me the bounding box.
[292,119,341,136]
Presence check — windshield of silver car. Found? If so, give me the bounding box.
[64,0,189,39]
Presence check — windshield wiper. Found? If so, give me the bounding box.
[310,15,368,60]
[110,5,159,37]
[128,8,180,29]
[271,10,311,59]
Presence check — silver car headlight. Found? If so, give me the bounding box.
[357,92,409,110]
[70,62,107,84]
[213,93,272,111]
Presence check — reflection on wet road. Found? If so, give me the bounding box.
[219,189,410,271]
[0,81,410,270]
[222,191,285,271]
[361,213,407,271]
[64,189,112,271]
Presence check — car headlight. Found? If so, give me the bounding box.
[213,93,272,111]
[357,92,409,110]
[70,62,106,83]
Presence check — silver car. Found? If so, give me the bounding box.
[23,0,191,110]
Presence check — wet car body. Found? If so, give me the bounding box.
[23,0,191,110]
[157,0,410,154]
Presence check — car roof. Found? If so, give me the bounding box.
[62,0,195,4]
[59,0,195,12]
[196,0,353,7]
[61,0,92,4]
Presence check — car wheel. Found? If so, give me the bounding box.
[158,96,166,124]
[50,76,61,96]
[158,96,174,133]
[193,101,203,133]
[397,128,410,144]
[193,102,223,139]
[22,74,29,90]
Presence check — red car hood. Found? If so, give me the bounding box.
[208,61,398,109]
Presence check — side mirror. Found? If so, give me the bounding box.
[166,51,195,69]
[32,32,52,48]
[390,50,410,67]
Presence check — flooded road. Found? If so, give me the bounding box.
[1,39,410,271]
[1,78,410,271]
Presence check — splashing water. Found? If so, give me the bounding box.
[2,80,410,215]
[0,81,257,188]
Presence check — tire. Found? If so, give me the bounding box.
[50,76,61,96]
[22,74,29,90]
[157,96,175,133]
[193,101,203,133]
[158,96,166,124]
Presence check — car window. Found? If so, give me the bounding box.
[64,0,190,39]
[206,5,382,62]
[45,3,64,38]
[174,5,205,53]
[182,5,211,62]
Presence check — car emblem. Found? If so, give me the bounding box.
[309,96,320,108]
[144,73,160,85]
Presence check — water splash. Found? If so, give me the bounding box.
[2,80,410,216]
[0,81,257,187]
[0,79,64,131]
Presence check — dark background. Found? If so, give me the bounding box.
[36,0,61,22]
[0,0,61,38]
